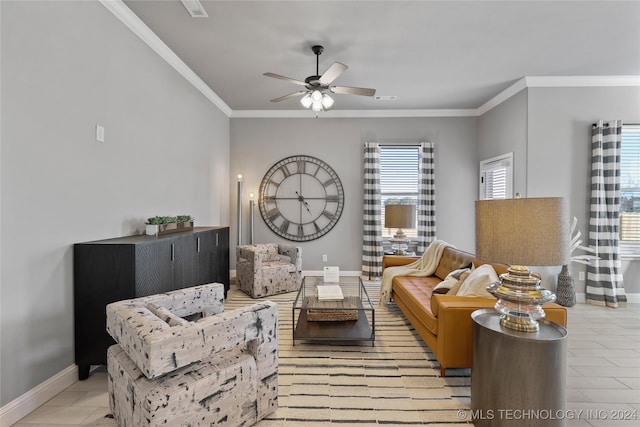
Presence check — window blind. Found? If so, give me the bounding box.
[379,145,419,237]
[479,153,513,200]
[620,125,640,245]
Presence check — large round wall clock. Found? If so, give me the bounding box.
[258,155,345,242]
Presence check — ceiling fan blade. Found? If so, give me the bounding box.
[330,86,376,97]
[270,91,307,102]
[319,62,348,85]
[263,72,307,86]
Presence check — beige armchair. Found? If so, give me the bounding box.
[236,243,302,298]
[106,283,278,427]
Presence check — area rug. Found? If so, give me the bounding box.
[225,280,472,426]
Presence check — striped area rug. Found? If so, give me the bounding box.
[225,280,472,426]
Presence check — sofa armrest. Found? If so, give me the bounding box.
[431,294,496,318]
[237,246,258,264]
[434,296,497,370]
[382,255,419,270]
[433,295,568,372]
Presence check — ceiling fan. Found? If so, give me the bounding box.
[263,45,376,112]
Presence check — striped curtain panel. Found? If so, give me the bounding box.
[587,120,627,307]
[416,142,436,254]
[362,142,383,278]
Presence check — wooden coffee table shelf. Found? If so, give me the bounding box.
[292,276,375,346]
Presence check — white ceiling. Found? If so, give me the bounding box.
[122,0,640,113]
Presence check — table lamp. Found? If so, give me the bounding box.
[476,197,569,332]
[385,204,416,255]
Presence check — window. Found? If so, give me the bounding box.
[479,153,513,200]
[620,125,640,250]
[379,145,419,237]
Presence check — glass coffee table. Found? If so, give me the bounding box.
[292,276,375,346]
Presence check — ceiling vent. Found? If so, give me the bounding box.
[181,0,208,18]
[374,95,397,101]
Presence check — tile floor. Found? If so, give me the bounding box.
[11,302,640,426]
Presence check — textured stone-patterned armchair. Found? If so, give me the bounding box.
[236,243,302,298]
[106,283,278,427]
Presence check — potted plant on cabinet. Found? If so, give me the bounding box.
[146,215,194,236]
[176,215,194,231]
[146,216,175,236]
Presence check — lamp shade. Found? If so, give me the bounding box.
[476,197,570,266]
[385,204,416,229]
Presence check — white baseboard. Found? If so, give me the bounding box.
[576,293,640,304]
[0,365,78,427]
[626,293,640,303]
[230,270,364,278]
[303,270,363,277]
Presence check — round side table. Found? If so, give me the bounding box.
[471,309,567,427]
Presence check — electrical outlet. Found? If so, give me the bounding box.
[579,271,585,281]
[322,254,327,262]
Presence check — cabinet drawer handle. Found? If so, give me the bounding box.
[216,234,219,246]
[171,243,175,261]
[197,237,201,253]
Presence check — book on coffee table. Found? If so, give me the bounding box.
[317,285,344,301]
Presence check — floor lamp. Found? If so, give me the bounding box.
[237,174,243,246]
[249,192,255,245]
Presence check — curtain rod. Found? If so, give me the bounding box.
[592,122,640,127]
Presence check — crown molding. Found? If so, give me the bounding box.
[476,78,528,116]
[230,109,478,118]
[99,0,232,117]
[476,75,640,115]
[525,75,640,87]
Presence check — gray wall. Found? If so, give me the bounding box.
[0,1,230,405]
[479,86,640,295]
[478,89,528,197]
[230,117,478,271]
[528,86,640,295]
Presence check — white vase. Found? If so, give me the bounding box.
[145,224,159,236]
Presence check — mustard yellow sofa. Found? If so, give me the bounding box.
[383,247,568,377]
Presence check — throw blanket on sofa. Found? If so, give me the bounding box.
[378,240,452,306]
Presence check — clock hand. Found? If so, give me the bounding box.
[296,191,312,214]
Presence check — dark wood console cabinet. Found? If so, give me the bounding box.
[73,226,229,380]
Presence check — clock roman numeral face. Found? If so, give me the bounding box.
[258,155,344,242]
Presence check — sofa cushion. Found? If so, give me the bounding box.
[455,264,499,298]
[391,276,440,335]
[434,248,474,280]
[474,259,509,276]
[263,260,296,273]
[433,268,470,294]
[446,269,470,296]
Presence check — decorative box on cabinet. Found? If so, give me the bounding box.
[73,226,229,380]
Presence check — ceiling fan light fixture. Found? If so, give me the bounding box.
[311,101,323,112]
[311,90,323,103]
[300,93,313,108]
[321,93,334,109]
